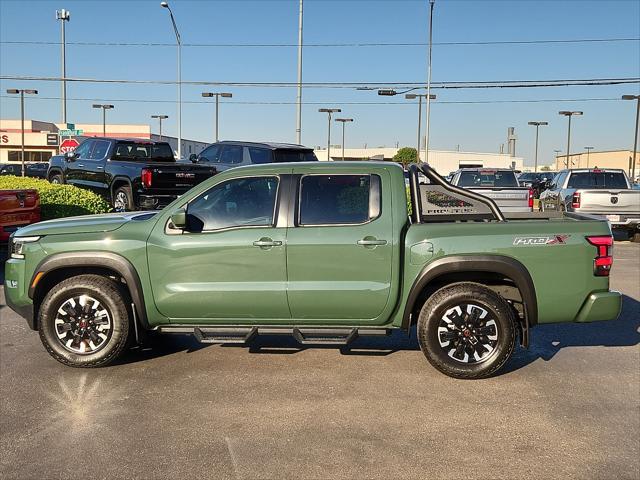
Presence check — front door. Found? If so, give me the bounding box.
[285,172,393,322]
[147,175,289,322]
[65,139,94,187]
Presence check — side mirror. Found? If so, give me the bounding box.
[65,151,77,162]
[189,153,198,163]
[170,207,186,229]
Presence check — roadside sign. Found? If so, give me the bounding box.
[66,123,75,130]
[59,138,80,154]
[59,129,84,136]
[46,134,59,146]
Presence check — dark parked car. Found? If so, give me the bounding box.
[48,138,218,211]
[0,162,49,179]
[188,141,318,172]
[518,171,556,198]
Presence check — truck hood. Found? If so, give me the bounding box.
[13,212,156,237]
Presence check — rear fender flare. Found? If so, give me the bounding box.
[110,177,134,204]
[402,254,537,330]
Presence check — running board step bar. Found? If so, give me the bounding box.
[159,326,390,346]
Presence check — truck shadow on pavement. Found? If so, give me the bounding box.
[122,294,640,376]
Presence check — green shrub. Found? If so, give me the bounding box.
[0,175,112,220]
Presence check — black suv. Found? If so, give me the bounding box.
[188,141,318,172]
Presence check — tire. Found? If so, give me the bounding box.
[49,174,63,184]
[38,274,131,368]
[417,282,516,380]
[631,232,640,243]
[113,185,134,212]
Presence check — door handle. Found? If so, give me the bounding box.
[76,163,85,167]
[357,238,387,247]
[96,166,104,170]
[253,238,282,248]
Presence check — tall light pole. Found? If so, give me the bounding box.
[622,95,640,181]
[584,146,594,168]
[424,0,435,164]
[335,118,353,161]
[6,89,38,177]
[295,0,304,144]
[161,2,182,159]
[527,121,548,173]
[406,93,436,161]
[151,115,168,141]
[202,92,233,142]
[56,9,70,124]
[318,108,341,161]
[559,111,583,168]
[92,104,114,137]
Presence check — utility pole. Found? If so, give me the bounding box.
[161,2,182,159]
[584,146,594,168]
[335,118,353,161]
[56,9,70,123]
[202,92,233,141]
[295,0,304,144]
[559,111,583,168]
[528,121,548,173]
[318,108,341,161]
[151,115,169,141]
[6,89,38,177]
[622,95,640,181]
[405,93,435,161]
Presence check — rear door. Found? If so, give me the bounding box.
[285,171,393,322]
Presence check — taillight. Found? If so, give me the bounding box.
[571,192,581,209]
[141,168,152,188]
[586,235,613,276]
[528,188,534,209]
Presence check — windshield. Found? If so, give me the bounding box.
[567,171,628,189]
[113,142,175,161]
[273,149,318,163]
[457,170,519,188]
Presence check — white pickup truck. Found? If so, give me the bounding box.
[539,168,640,240]
[449,168,533,213]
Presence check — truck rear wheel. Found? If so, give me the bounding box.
[38,274,131,368]
[113,185,134,212]
[417,282,516,379]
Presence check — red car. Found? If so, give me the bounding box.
[0,189,40,242]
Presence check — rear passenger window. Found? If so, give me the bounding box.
[220,145,244,164]
[298,174,380,225]
[248,147,273,164]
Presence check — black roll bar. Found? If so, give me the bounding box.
[408,163,506,222]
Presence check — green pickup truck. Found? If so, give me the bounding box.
[4,162,621,379]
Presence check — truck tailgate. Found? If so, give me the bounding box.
[0,189,40,239]
[575,189,640,214]
[144,163,216,191]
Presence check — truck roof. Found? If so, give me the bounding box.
[560,168,626,174]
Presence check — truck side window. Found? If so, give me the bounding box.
[199,145,221,163]
[72,140,94,159]
[88,140,110,160]
[298,174,380,226]
[186,176,279,232]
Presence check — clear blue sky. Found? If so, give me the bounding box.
[1,0,639,166]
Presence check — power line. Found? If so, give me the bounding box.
[0,95,623,105]
[1,75,638,89]
[1,38,638,48]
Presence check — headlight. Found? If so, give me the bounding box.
[10,236,40,259]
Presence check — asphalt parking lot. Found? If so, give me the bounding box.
[0,242,638,480]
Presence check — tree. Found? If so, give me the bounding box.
[540,165,551,171]
[393,147,418,167]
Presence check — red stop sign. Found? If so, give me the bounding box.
[60,138,80,154]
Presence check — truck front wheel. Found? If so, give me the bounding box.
[38,274,131,368]
[417,282,516,379]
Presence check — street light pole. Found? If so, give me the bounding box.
[335,118,353,161]
[93,104,114,137]
[527,121,548,173]
[6,89,38,177]
[424,0,435,164]
[202,92,233,142]
[318,108,341,161]
[56,9,70,124]
[405,93,436,161]
[295,0,304,144]
[161,2,182,159]
[622,95,640,181]
[584,146,594,168]
[559,111,583,168]
[151,115,169,141]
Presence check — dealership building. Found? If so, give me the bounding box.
[0,119,209,162]
[554,149,640,176]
